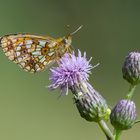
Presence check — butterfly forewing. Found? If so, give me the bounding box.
[0,34,62,73]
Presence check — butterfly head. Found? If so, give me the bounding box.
[61,25,83,52]
[63,35,72,48]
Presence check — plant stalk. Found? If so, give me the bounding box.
[98,120,114,140]
[115,130,122,140]
[126,85,136,100]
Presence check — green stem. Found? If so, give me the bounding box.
[98,120,114,140]
[126,85,136,100]
[115,130,122,140]
[134,120,140,124]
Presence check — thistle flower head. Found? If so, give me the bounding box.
[48,50,109,122]
[49,50,95,95]
[122,51,140,85]
[110,99,137,130]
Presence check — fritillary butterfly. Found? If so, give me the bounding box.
[0,26,82,73]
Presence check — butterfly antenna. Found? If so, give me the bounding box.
[70,25,83,36]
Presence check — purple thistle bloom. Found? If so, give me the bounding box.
[110,99,137,130]
[49,50,97,95]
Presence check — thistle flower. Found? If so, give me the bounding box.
[49,50,109,122]
[122,52,140,85]
[48,50,94,95]
[110,99,137,130]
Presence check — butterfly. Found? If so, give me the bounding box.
[0,26,82,73]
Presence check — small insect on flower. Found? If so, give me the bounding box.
[0,26,83,73]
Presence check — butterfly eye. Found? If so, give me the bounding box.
[63,38,68,44]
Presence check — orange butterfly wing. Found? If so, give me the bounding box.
[0,34,59,73]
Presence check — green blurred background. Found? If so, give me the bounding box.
[0,0,139,139]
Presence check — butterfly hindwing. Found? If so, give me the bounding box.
[0,34,57,73]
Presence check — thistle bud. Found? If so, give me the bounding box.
[73,84,110,122]
[110,99,137,130]
[122,52,140,85]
